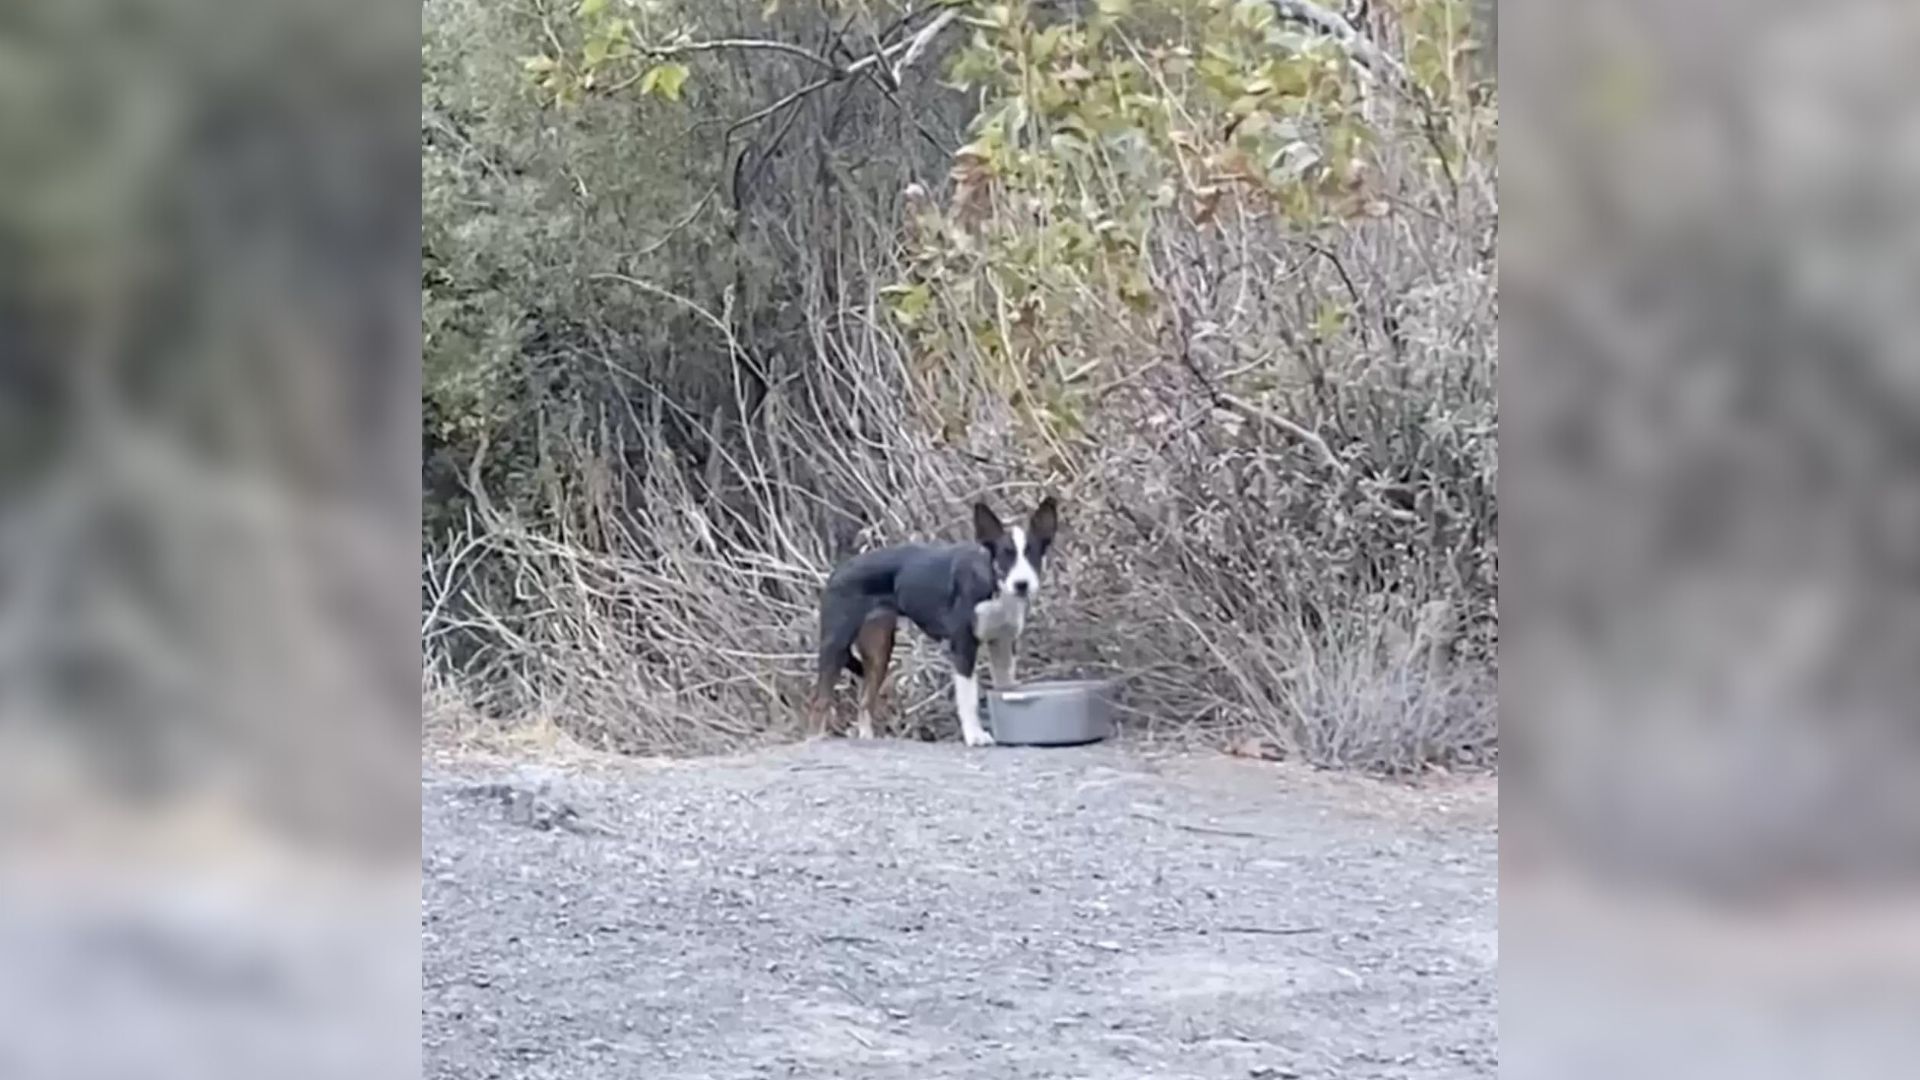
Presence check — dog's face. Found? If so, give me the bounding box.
[973,497,1059,601]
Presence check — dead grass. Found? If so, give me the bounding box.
[419,253,1496,772]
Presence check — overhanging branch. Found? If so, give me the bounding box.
[1268,0,1409,87]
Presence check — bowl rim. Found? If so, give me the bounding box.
[987,678,1114,698]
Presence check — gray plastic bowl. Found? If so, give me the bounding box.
[986,679,1116,746]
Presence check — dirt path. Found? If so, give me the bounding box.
[422,740,1497,1079]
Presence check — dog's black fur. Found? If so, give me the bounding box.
[817,541,994,684]
[813,498,1058,740]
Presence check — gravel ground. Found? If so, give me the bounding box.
[422,740,1497,1079]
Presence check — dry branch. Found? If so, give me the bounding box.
[1268,0,1410,86]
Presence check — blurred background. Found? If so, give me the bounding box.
[3,0,1918,1075]
[1505,0,1920,1075]
[1,1,419,1077]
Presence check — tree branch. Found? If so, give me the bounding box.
[708,15,963,159]
[643,37,843,76]
[890,8,961,87]
[1267,0,1409,86]
[630,11,959,90]
[723,74,837,141]
[1220,392,1347,475]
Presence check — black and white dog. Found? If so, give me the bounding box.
[813,497,1059,746]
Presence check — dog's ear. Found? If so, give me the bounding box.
[1028,496,1059,543]
[972,501,1006,545]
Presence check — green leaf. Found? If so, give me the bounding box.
[1313,301,1348,340]
[881,282,932,324]
[1262,56,1312,99]
[1118,268,1155,312]
[521,54,558,75]
[1197,56,1239,93]
[639,61,691,101]
[949,40,1003,89]
[1228,94,1265,118]
[578,0,609,17]
[954,137,999,165]
[1032,26,1069,62]
[1231,0,1277,32]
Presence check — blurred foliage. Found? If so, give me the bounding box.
[2,0,421,844]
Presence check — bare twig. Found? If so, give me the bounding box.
[1267,0,1409,86]
[889,7,960,86]
[625,184,720,259]
[616,19,953,96]
[641,37,843,76]
[1218,393,1347,475]
[1127,810,1290,842]
[723,75,836,140]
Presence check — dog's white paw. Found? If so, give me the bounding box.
[963,728,997,748]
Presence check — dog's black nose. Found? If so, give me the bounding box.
[1013,581,1030,597]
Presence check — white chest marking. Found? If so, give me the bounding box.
[973,594,1029,642]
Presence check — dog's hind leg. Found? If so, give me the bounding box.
[853,613,896,740]
[812,597,867,738]
[806,666,837,740]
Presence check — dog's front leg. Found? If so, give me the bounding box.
[953,672,994,747]
[949,637,995,747]
[987,636,1016,688]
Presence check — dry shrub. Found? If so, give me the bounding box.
[421,284,992,755]
[421,0,1496,773]
[423,223,1495,772]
